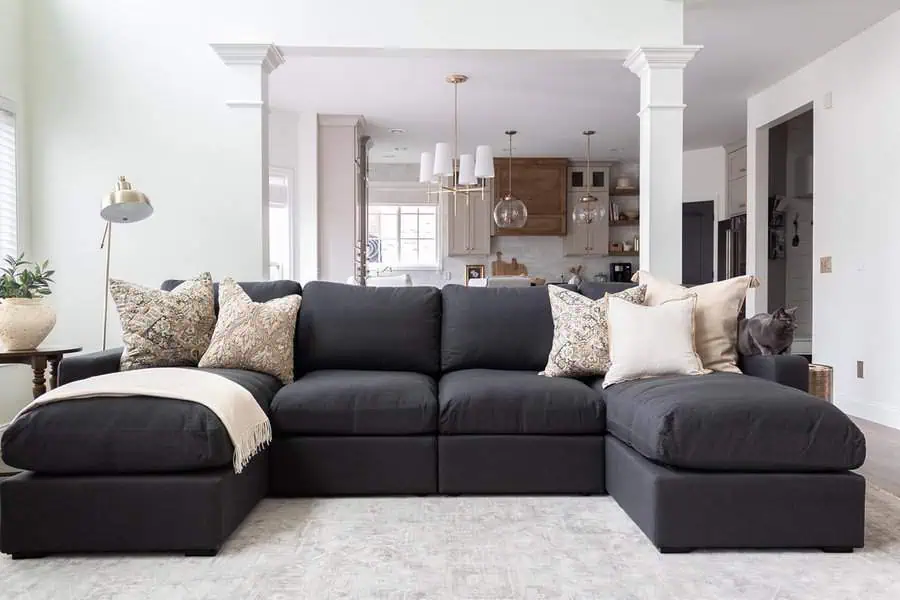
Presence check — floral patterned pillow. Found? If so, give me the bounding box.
[110,272,217,371]
[541,284,647,378]
[198,278,302,384]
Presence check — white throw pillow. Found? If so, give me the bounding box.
[603,295,708,388]
[631,271,759,373]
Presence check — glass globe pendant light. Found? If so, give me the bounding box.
[572,130,607,225]
[493,130,528,229]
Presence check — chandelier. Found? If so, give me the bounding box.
[493,130,528,229]
[418,74,494,192]
[572,130,607,225]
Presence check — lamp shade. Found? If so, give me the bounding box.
[433,142,453,177]
[458,154,476,185]
[418,152,435,183]
[474,145,494,178]
[101,176,153,223]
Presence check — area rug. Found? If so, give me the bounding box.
[3,487,900,600]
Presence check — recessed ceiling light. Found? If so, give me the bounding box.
[382,153,396,158]
[389,128,406,134]
[608,148,623,153]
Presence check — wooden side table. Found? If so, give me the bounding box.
[0,346,82,398]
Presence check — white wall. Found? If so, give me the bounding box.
[747,10,900,427]
[269,110,298,169]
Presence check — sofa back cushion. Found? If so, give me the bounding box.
[442,284,562,372]
[295,281,441,375]
[578,281,636,300]
[161,279,302,314]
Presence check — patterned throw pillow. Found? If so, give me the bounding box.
[110,272,217,371]
[542,284,647,377]
[198,278,301,384]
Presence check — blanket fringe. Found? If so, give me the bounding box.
[232,419,273,474]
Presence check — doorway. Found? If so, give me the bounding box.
[682,200,715,285]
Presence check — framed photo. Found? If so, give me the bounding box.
[465,264,485,285]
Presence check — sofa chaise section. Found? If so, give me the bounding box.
[269,281,442,496]
[600,365,867,552]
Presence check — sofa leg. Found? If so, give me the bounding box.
[658,547,695,554]
[11,552,48,560]
[821,547,854,554]
[184,548,219,557]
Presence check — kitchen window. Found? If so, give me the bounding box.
[0,101,17,260]
[366,204,438,270]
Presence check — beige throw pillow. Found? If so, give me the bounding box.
[542,284,647,377]
[603,295,707,388]
[110,272,216,371]
[631,271,759,373]
[199,278,301,384]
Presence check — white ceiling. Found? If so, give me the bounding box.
[269,0,900,163]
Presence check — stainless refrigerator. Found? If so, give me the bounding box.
[717,215,746,280]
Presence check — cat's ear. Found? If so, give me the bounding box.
[785,306,799,316]
[773,306,786,316]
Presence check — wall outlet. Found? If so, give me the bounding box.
[442,270,452,281]
[820,256,832,273]
[857,361,864,379]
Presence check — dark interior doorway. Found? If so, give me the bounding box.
[683,200,715,285]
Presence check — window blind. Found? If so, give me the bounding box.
[0,108,17,260]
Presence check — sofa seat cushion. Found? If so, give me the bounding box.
[270,370,438,435]
[439,369,605,435]
[0,368,281,474]
[598,372,866,472]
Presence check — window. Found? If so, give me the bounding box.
[0,103,16,260]
[367,204,438,270]
[268,168,293,280]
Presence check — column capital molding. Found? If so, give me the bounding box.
[210,43,285,74]
[624,45,702,75]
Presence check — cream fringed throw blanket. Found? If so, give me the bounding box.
[5,368,271,474]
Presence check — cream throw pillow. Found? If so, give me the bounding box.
[631,271,759,373]
[199,278,302,384]
[110,272,216,371]
[603,295,707,388]
[542,284,647,377]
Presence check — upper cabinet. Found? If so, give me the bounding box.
[727,146,747,216]
[446,180,491,256]
[568,166,609,193]
[493,158,568,236]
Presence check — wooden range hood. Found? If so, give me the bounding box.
[492,157,568,236]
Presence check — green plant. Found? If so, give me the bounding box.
[0,253,55,299]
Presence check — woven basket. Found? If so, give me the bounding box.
[808,364,833,402]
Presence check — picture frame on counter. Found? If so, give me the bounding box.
[465,264,485,285]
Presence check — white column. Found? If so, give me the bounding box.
[210,43,284,279]
[625,46,701,283]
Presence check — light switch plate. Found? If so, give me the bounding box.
[820,256,833,273]
[824,91,833,109]
[857,361,864,379]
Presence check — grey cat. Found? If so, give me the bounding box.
[738,306,798,356]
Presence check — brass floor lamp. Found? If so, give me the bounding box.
[100,176,153,350]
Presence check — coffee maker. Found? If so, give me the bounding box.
[609,262,633,283]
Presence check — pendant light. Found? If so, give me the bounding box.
[573,130,607,225]
[493,130,528,229]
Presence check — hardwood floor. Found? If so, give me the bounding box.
[854,417,900,497]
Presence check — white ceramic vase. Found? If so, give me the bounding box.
[0,298,57,351]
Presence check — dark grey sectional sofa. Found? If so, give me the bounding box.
[0,280,867,558]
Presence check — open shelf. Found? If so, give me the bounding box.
[607,251,639,257]
[611,188,639,197]
[609,219,639,227]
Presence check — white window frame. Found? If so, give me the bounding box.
[366,181,441,272]
[268,166,294,281]
[0,97,19,261]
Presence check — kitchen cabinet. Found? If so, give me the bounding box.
[728,146,747,180]
[728,176,747,217]
[567,166,609,192]
[563,191,610,256]
[446,182,491,256]
[493,158,568,236]
[727,145,747,216]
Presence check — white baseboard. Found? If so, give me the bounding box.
[838,399,900,430]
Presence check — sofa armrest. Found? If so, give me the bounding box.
[58,348,123,386]
[739,354,810,392]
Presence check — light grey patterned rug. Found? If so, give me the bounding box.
[3,487,900,600]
